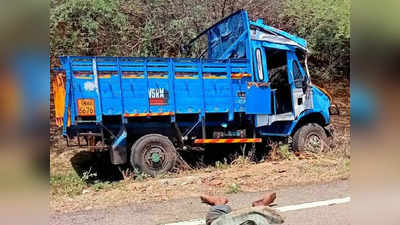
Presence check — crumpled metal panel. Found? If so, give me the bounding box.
[207,11,249,59]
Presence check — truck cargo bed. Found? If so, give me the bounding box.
[61,56,253,125]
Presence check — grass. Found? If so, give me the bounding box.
[91,180,121,192]
[267,142,296,161]
[215,160,229,170]
[50,168,122,197]
[50,153,350,213]
[50,172,87,197]
[278,144,292,160]
[226,183,241,194]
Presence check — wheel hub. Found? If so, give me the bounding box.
[143,144,166,170]
[151,152,161,163]
[306,134,322,152]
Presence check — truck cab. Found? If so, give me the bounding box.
[247,19,331,139]
[192,10,331,147]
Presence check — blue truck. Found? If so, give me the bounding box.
[55,10,333,176]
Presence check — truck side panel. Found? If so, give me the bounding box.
[61,57,254,132]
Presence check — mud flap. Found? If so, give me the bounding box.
[110,128,127,165]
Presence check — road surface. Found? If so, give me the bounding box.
[50,180,349,225]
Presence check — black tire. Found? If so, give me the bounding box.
[292,123,328,153]
[130,134,177,177]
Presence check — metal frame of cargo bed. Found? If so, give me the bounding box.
[60,56,254,136]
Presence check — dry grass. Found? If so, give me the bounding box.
[50,149,349,213]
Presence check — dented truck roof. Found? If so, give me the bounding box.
[249,19,308,51]
[201,10,308,60]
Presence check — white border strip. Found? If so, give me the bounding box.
[276,197,351,212]
[164,197,350,225]
[165,219,205,225]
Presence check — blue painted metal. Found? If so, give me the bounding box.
[59,10,331,139]
[249,20,307,50]
[245,44,271,114]
[61,57,252,133]
[110,128,127,164]
[258,87,330,137]
[92,57,103,121]
[207,10,250,59]
[112,128,127,149]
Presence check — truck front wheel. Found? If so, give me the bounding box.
[292,123,328,153]
[131,134,177,177]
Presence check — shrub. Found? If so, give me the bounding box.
[50,0,350,80]
[50,0,129,57]
[50,172,87,197]
[282,0,350,80]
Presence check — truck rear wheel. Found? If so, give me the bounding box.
[131,134,177,177]
[292,123,328,153]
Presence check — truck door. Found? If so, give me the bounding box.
[246,47,271,114]
[288,52,313,118]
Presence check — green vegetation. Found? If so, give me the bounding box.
[50,0,350,79]
[226,183,241,194]
[278,144,292,160]
[50,168,120,197]
[283,0,350,80]
[50,0,128,57]
[50,172,87,197]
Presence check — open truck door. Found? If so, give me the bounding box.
[287,52,313,118]
[246,46,271,115]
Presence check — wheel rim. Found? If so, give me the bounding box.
[305,133,323,153]
[143,143,168,172]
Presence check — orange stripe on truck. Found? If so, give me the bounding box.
[194,138,262,144]
[231,73,251,79]
[124,112,174,117]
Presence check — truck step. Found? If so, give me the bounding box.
[194,138,262,144]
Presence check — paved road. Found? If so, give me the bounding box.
[50,180,349,225]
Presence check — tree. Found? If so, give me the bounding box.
[50,0,128,57]
[282,0,350,80]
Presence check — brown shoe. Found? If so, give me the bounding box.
[200,195,229,206]
[252,192,276,207]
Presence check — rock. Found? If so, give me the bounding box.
[159,179,169,185]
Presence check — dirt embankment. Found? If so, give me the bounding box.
[50,149,349,213]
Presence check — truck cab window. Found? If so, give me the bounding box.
[292,61,303,88]
[255,48,264,81]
